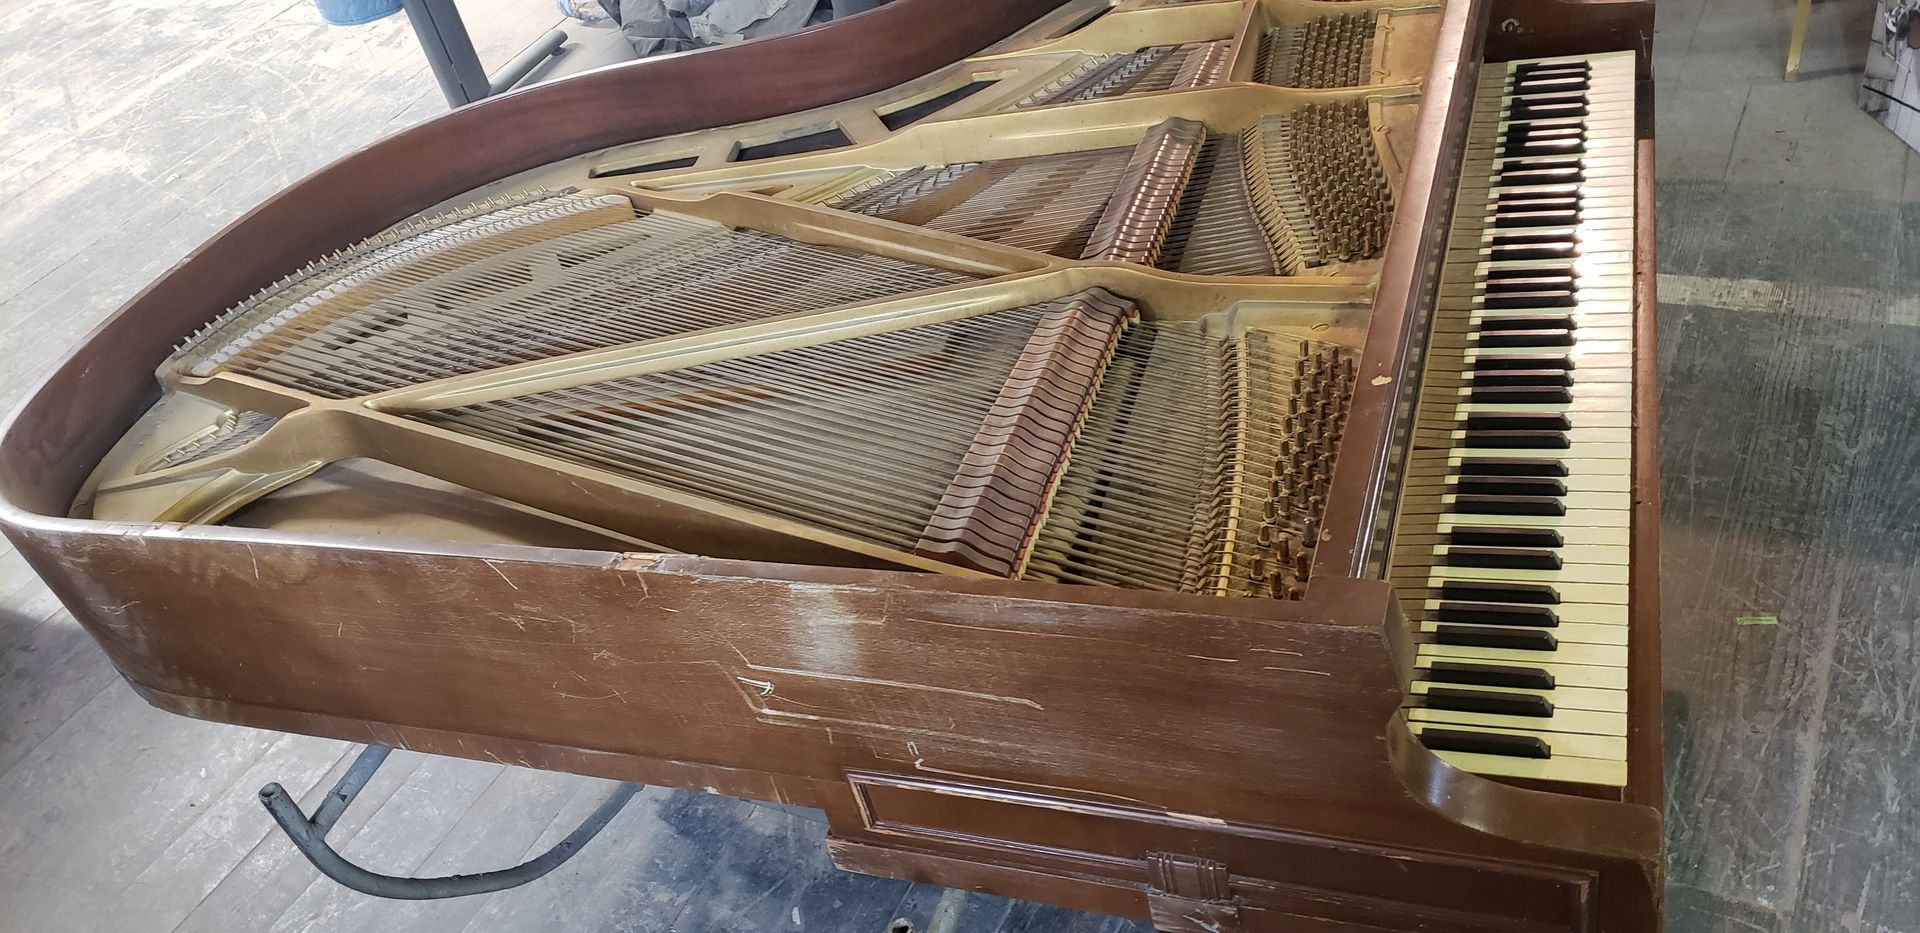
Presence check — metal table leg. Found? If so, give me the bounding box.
[259,745,641,899]
[399,0,569,107]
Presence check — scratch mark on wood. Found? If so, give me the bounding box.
[1169,811,1227,825]
[908,758,1150,805]
[740,664,1045,710]
[481,559,519,590]
[1261,665,1332,676]
[901,615,1122,644]
[722,641,1045,709]
[1188,654,1238,663]
[558,686,631,703]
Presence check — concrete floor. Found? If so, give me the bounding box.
[0,0,1916,930]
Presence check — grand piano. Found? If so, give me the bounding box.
[0,0,1661,928]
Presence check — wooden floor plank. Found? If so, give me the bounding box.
[0,682,287,924]
[0,609,121,778]
[97,734,355,933]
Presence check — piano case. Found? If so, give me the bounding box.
[0,0,1663,929]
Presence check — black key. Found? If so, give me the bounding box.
[1510,72,1592,96]
[1493,207,1580,229]
[1513,60,1591,78]
[1434,625,1559,651]
[1510,79,1591,98]
[1435,602,1561,627]
[1447,525,1565,547]
[1511,96,1588,121]
[1485,266,1577,289]
[1453,494,1568,516]
[1493,204,1582,227]
[1427,661,1556,690]
[1497,160,1585,186]
[1478,319,1575,337]
[1474,353,1572,372]
[1490,230,1579,260]
[1454,475,1568,497]
[1505,119,1587,140]
[1471,384,1575,404]
[1489,217,1582,235]
[1465,412,1571,431]
[1482,293,1574,314]
[1510,73,1589,94]
[1486,258,1578,275]
[1475,327,1576,347]
[1494,200,1582,221]
[1483,268,1578,284]
[1477,313,1576,331]
[1490,239,1578,262]
[1512,66,1589,82]
[1484,290,1577,310]
[1510,72,1589,90]
[1458,429,1570,449]
[1471,368,1573,387]
[1457,457,1568,477]
[1445,546,1563,570]
[1438,580,1560,604]
[1497,186,1582,204]
[1420,727,1552,759]
[1503,135,1586,159]
[1426,687,1554,718]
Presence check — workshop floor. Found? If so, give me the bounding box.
[0,0,1915,930]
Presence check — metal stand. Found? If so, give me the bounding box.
[259,745,641,899]
[399,0,570,107]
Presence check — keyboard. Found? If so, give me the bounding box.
[1391,51,1639,789]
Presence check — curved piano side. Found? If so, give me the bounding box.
[0,0,1662,930]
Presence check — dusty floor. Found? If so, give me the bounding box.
[1,0,1917,930]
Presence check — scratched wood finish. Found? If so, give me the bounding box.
[10,526,1661,930]
[0,0,1668,930]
